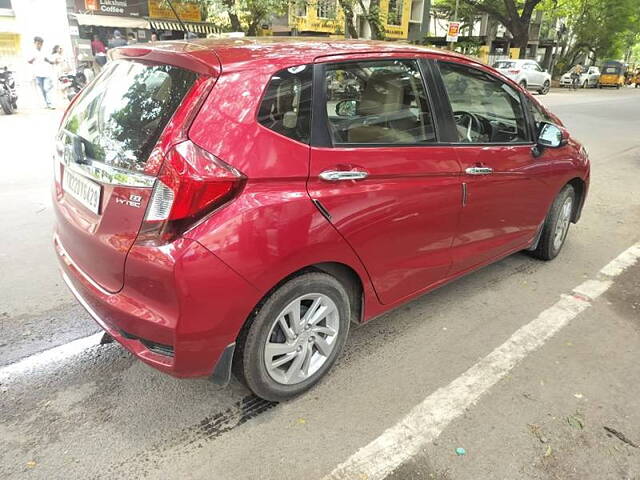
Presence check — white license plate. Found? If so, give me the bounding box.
[63,169,102,215]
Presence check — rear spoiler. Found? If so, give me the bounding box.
[109,42,221,77]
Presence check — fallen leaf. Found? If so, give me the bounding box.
[297,418,306,425]
[567,414,585,429]
[544,446,552,457]
[574,393,584,399]
[26,461,36,468]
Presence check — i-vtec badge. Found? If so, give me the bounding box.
[116,194,142,208]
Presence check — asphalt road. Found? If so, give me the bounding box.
[1,87,639,480]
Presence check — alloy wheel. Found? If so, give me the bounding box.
[553,197,573,251]
[264,293,340,385]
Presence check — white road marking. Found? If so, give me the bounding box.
[323,242,640,480]
[0,332,103,383]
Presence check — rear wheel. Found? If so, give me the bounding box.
[0,95,13,114]
[582,80,588,88]
[234,272,351,401]
[530,185,576,261]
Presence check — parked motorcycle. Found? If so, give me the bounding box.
[59,61,94,101]
[0,66,18,115]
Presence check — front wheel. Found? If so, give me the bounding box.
[234,272,351,401]
[530,185,576,261]
[0,95,13,114]
[539,80,550,95]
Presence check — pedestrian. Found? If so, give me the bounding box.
[107,30,127,49]
[50,45,71,103]
[127,32,137,44]
[27,36,54,109]
[150,32,158,43]
[91,34,107,67]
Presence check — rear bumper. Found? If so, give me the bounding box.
[54,233,260,379]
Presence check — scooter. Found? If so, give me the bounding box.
[0,66,18,114]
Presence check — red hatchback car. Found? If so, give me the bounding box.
[53,38,589,401]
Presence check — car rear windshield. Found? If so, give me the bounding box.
[493,61,515,69]
[62,60,197,173]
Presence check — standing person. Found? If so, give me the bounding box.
[127,32,137,44]
[91,34,107,67]
[107,30,127,49]
[50,45,70,103]
[27,36,54,109]
[150,32,158,43]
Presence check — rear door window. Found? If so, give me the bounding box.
[493,61,515,69]
[62,60,197,173]
[323,59,436,145]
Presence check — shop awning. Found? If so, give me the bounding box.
[149,20,220,35]
[73,13,151,30]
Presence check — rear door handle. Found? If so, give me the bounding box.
[319,170,368,181]
[465,166,493,175]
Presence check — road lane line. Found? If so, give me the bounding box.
[0,333,103,382]
[323,242,640,480]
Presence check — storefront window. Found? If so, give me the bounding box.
[316,0,336,19]
[387,0,403,26]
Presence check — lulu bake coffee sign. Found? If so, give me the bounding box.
[83,0,144,16]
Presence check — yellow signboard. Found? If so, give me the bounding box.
[148,0,201,22]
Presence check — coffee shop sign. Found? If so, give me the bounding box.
[85,0,140,16]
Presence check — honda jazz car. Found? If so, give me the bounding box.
[53,39,589,401]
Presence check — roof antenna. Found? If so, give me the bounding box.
[164,0,189,37]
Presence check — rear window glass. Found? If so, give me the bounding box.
[257,65,312,144]
[493,61,515,69]
[603,66,618,74]
[62,60,197,172]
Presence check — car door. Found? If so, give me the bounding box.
[307,56,462,305]
[522,62,538,87]
[434,60,551,274]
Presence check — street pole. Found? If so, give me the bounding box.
[449,0,459,51]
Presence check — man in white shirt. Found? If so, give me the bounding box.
[27,36,54,109]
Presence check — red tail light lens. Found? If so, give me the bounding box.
[137,140,246,245]
[508,69,521,75]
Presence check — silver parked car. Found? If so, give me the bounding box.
[560,66,600,88]
[493,59,552,95]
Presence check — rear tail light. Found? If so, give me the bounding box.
[137,140,246,245]
[508,69,521,75]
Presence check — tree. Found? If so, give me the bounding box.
[460,0,544,58]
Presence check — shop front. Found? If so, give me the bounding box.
[68,0,219,64]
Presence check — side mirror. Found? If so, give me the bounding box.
[335,99,358,117]
[537,122,569,148]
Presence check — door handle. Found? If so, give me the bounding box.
[465,166,493,175]
[319,170,368,181]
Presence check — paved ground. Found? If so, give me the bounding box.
[1,87,639,479]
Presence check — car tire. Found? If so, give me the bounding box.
[234,272,351,401]
[0,95,13,115]
[519,80,527,89]
[530,185,576,261]
[582,80,588,88]
[538,80,550,95]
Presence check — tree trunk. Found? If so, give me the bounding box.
[338,0,359,38]
[358,0,385,40]
[222,0,242,32]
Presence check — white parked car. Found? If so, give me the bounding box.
[560,66,600,88]
[492,59,552,95]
